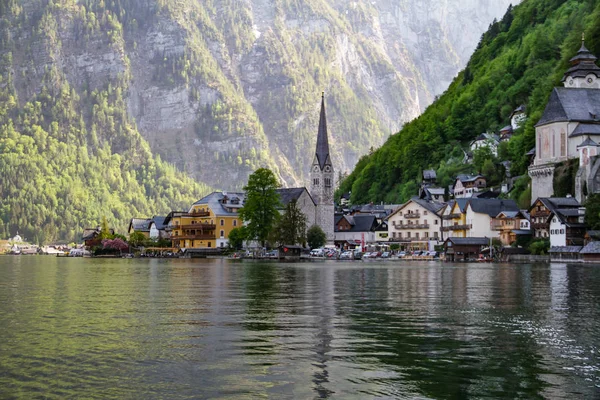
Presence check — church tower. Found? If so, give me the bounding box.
[310,93,335,243]
[562,34,600,89]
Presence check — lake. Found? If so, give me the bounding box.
[0,257,598,399]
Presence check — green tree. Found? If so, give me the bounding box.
[274,200,307,246]
[99,216,113,239]
[239,168,281,247]
[585,193,600,230]
[529,239,550,255]
[307,224,326,249]
[129,231,146,247]
[228,226,247,250]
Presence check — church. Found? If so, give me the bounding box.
[277,93,335,243]
[528,35,600,203]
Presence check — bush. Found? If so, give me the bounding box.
[529,239,549,255]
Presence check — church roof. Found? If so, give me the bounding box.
[577,137,599,148]
[536,88,600,126]
[571,123,600,137]
[315,93,331,170]
[276,187,315,207]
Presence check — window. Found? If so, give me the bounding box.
[313,178,320,186]
[208,242,211,247]
[325,178,331,187]
[434,232,438,238]
[220,230,224,238]
[392,232,396,238]
[220,242,224,248]
[398,232,402,238]
[424,211,428,215]
[220,219,224,226]
[434,220,438,225]
[233,220,237,227]
[415,233,420,239]
[560,229,564,234]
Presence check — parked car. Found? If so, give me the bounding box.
[398,251,406,258]
[362,252,371,259]
[339,251,352,259]
[381,252,390,258]
[353,251,363,260]
[310,248,324,257]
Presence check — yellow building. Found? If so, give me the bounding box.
[441,199,470,238]
[166,192,244,250]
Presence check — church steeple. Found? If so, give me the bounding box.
[315,92,331,171]
[563,33,600,88]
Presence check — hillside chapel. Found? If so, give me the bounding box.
[529,35,600,203]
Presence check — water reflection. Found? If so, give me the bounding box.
[0,258,598,399]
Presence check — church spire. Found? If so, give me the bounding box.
[315,92,331,170]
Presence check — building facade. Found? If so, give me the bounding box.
[387,197,445,251]
[166,192,244,250]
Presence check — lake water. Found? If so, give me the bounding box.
[0,257,599,399]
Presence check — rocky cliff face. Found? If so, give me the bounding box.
[3,0,514,189]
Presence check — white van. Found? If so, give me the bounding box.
[310,248,324,257]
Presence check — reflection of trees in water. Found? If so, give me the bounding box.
[242,262,278,357]
[334,266,552,399]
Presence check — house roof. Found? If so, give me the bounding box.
[423,169,437,180]
[82,228,114,241]
[445,237,490,246]
[580,241,600,254]
[536,88,600,126]
[533,197,581,214]
[152,216,168,230]
[336,214,378,233]
[468,198,519,217]
[192,191,246,216]
[549,246,583,253]
[129,218,152,232]
[586,230,600,240]
[388,197,445,219]
[456,174,486,184]
[510,105,526,117]
[500,125,513,133]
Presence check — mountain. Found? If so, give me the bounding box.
[337,0,600,205]
[0,0,513,242]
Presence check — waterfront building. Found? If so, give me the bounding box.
[387,197,445,251]
[528,197,581,239]
[334,214,378,249]
[275,187,317,226]
[310,93,335,243]
[491,210,531,246]
[166,192,244,250]
[127,216,168,239]
[528,36,600,203]
[441,199,469,238]
[548,207,586,247]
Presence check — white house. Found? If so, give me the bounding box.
[510,105,526,130]
[549,208,586,247]
[387,197,445,251]
[464,199,519,238]
[470,133,499,155]
[453,175,487,198]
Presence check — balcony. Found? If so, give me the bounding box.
[441,224,472,232]
[491,222,516,231]
[188,211,210,217]
[171,234,216,241]
[530,210,550,218]
[404,212,421,219]
[442,214,461,220]
[531,223,547,230]
[180,223,216,230]
[394,224,430,230]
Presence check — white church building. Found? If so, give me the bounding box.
[528,36,600,203]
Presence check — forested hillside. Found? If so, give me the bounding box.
[337,0,600,205]
[0,1,212,243]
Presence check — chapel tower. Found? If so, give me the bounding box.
[310,93,335,242]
